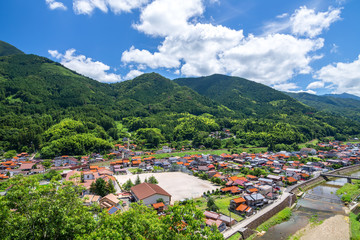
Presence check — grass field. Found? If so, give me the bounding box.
[228,232,241,240]
[194,195,244,222]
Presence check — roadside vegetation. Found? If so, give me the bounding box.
[350,212,360,240]
[256,207,292,232]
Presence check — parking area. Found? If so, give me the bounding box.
[115,172,219,203]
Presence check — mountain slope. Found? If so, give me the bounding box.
[113,73,230,117]
[287,92,360,121]
[0,54,115,114]
[0,40,24,56]
[174,74,312,117]
[323,93,360,101]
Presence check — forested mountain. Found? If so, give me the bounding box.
[1,40,360,156]
[323,93,360,101]
[174,74,311,117]
[287,92,360,121]
[0,40,24,57]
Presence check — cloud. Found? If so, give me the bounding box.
[289,89,317,94]
[122,1,328,87]
[330,43,339,53]
[124,69,144,80]
[307,81,325,89]
[48,49,122,83]
[46,0,67,10]
[272,82,299,91]
[314,55,360,96]
[290,6,341,38]
[73,0,149,15]
[276,13,288,19]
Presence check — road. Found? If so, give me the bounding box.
[222,192,291,239]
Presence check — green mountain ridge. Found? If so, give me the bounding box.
[287,92,360,121]
[0,40,360,155]
[174,74,312,117]
[0,40,24,57]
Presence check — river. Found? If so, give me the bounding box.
[255,171,360,240]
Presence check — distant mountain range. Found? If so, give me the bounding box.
[287,92,360,121]
[1,40,360,153]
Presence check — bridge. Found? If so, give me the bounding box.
[320,173,360,183]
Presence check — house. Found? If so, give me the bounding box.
[267,175,282,184]
[83,194,101,206]
[300,148,317,155]
[100,193,120,208]
[205,219,226,232]
[218,214,236,226]
[235,204,253,216]
[258,178,273,186]
[152,202,165,213]
[131,183,171,205]
[107,206,121,215]
[286,177,298,185]
[204,210,220,220]
[230,197,246,210]
[244,193,265,207]
[258,185,272,195]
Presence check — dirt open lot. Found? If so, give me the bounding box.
[115,172,219,203]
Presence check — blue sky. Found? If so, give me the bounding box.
[1,0,360,96]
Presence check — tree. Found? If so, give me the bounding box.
[4,150,16,159]
[80,202,223,239]
[148,175,158,184]
[92,178,108,197]
[1,175,96,239]
[122,179,134,191]
[106,180,116,194]
[156,198,164,203]
[135,175,141,185]
[207,197,219,212]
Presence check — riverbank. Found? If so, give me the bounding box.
[289,215,349,240]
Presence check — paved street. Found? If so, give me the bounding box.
[222,192,291,239]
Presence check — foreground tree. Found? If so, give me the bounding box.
[79,201,223,240]
[1,175,96,240]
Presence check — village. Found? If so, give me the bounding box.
[1,139,360,234]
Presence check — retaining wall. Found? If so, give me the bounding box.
[236,164,360,239]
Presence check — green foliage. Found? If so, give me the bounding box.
[106,179,116,194]
[207,197,219,212]
[1,46,360,154]
[336,181,360,203]
[90,178,110,197]
[148,175,158,184]
[122,179,134,191]
[135,128,165,148]
[256,207,292,232]
[0,40,24,57]
[0,175,96,239]
[80,201,223,240]
[3,150,16,159]
[135,175,141,185]
[350,212,360,240]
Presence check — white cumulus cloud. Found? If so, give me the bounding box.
[122,0,329,87]
[306,81,325,89]
[45,0,67,10]
[48,49,122,83]
[73,0,149,15]
[314,55,360,96]
[290,6,341,38]
[124,69,144,80]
